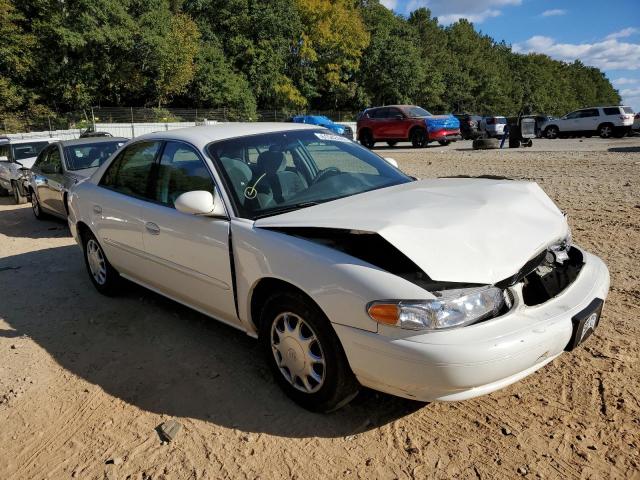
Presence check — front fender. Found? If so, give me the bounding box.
[231,220,431,334]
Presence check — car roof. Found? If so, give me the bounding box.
[57,137,128,147]
[0,137,59,145]
[133,123,320,149]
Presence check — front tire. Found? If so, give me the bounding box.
[12,181,27,205]
[410,128,427,148]
[259,291,359,412]
[545,126,559,139]
[82,230,120,295]
[31,190,46,220]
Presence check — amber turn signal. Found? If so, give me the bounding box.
[367,303,399,325]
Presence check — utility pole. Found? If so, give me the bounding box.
[91,106,96,132]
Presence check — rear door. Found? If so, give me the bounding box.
[370,107,391,139]
[43,145,66,214]
[138,141,237,324]
[577,108,600,132]
[92,141,162,277]
[385,107,406,138]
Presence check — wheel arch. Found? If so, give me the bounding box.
[249,276,328,335]
[357,127,372,140]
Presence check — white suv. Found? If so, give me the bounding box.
[541,106,634,139]
[0,137,58,204]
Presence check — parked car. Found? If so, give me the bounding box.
[357,105,461,148]
[633,113,640,132]
[479,116,507,138]
[0,137,59,204]
[453,113,482,140]
[290,115,353,140]
[80,129,114,138]
[28,137,127,219]
[541,106,634,139]
[67,123,610,412]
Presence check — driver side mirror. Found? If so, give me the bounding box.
[384,157,399,168]
[175,190,227,218]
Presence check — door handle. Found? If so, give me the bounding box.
[93,205,102,214]
[145,222,160,235]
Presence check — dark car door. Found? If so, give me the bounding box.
[39,145,66,215]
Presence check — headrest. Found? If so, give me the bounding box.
[220,156,252,183]
[257,150,285,175]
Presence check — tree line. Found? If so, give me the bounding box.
[0,0,621,130]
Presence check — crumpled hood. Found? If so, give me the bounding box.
[19,156,38,169]
[255,178,569,284]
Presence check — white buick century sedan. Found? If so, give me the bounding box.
[67,124,610,412]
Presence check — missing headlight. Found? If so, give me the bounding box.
[522,247,583,306]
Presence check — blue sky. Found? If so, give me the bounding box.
[382,0,640,111]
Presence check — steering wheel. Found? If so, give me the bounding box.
[311,167,341,185]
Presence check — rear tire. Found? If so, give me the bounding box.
[410,128,427,148]
[359,130,375,149]
[438,140,450,146]
[82,230,120,296]
[12,181,27,205]
[259,291,359,412]
[598,123,613,139]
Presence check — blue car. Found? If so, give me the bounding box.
[290,115,354,140]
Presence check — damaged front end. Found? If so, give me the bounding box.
[268,227,583,331]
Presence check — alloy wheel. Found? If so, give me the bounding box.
[86,239,107,285]
[270,312,326,393]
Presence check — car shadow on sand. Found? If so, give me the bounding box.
[608,146,640,153]
[0,244,425,438]
[0,196,69,239]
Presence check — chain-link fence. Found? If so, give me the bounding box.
[0,107,360,135]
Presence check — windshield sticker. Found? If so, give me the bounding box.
[314,132,350,142]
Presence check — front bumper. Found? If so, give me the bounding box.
[429,129,461,142]
[334,249,610,402]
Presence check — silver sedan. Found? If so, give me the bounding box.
[28,137,126,219]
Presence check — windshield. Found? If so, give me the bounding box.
[407,106,431,117]
[64,140,125,171]
[208,129,411,219]
[12,141,49,161]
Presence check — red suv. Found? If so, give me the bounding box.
[357,105,461,148]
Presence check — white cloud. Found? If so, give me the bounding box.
[380,0,398,9]
[606,28,638,40]
[403,0,522,24]
[513,35,640,70]
[541,9,567,17]
[620,88,640,110]
[437,9,502,24]
[613,77,638,86]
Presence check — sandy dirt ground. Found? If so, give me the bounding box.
[0,137,639,479]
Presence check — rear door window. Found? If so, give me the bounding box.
[603,107,620,115]
[100,141,161,200]
[580,109,600,117]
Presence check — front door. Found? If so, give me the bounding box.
[138,141,237,325]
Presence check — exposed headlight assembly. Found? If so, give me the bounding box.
[368,286,505,331]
